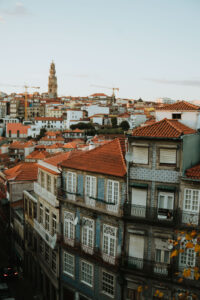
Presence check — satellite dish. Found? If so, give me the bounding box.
[168,243,173,250]
[73,217,78,226]
[125,152,132,162]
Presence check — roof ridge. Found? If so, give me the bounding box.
[117,138,127,171]
[165,119,182,134]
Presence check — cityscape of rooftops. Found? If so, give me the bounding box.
[0,1,200,300]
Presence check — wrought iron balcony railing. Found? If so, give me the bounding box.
[126,256,172,278]
[124,204,200,227]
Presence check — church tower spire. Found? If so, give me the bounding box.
[48,61,57,98]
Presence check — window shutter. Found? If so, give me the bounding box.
[131,188,147,206]
[78,174,84,196]
[97,178,105,201]
[62,172,66,190]
[133,147,148,164]
[160,149,176,164]
[95,218,101,248]
[121,182,126,205]
[129,235,144,259]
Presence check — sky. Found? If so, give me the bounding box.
[0,0,200,101]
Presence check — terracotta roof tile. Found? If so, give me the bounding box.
[156,101,200,111]
[26,150,51,160]
[185,164,200,179]
[61,138,126,177]
[132,118,196,138]
[4,162,38,181]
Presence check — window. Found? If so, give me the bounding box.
[45,243,50,263]
[39,237,44,255]
[17,130,20,137]
[128,235,144,270]
[85,176,96,198]
[39,203,43,224]
[45,208,49,231]
[155,249,170,264]
[107,180,119,205]
[52,213,57,236]
[51,250,57,273]
[63,251,74,277]
[47,174,51,192]
[67,172,76,193]
[103,224,117,257]
[184,189,199,212]
[159,149,176,164]
[172,113,181,120]
[81,260,93,287]
[82,217,94,249]
[102,270,115,297]
[63,211,75,241]
[131,188,147,217]
[158,192,174,219]
[133,146,148,164]
[41,172,45,188]
[54,177,57,195]
[179,239,196,268]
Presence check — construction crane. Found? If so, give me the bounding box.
[0,83,40,121]
[90,84,119,101]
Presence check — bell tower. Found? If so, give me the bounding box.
[48,61,57,98]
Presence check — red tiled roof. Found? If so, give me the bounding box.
[90,93,108,97]
[156,101,200,111]
[26,150,51,160]
[9,141,35,149]
[43,151,74,167]
[185,164,200,179]
[132,119,196,138]
[61,138,126,177]
[4,162,38,181]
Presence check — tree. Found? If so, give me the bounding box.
[111,117,118,128]
[37,128,47,140]
[70,122,95,130]
[119,120,130,131]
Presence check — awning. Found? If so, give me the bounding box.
[157,185,176,191]
[130,182,148,188]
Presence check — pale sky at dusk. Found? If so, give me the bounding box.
[0,0,200,101]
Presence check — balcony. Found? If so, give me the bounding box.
[124,204,175,225]
[82,244,94,255]
[34,219,57,249]
[63,236,75,247]
[102,253,116,265]
[181,211,199,226]
[34,182,59,207]
[85,196,95,207]
[126,256,172,278]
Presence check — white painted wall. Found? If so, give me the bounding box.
[86,105,109,117]
[156,110,200,130]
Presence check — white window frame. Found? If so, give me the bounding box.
[179,238,196,268]
[159,148,177,165]
[80,260,93,287]
[66,172,77,193]
[63,251,74,277]
[85,175,96,198]
[107,180,119,205]
[52,213,57,236]
[102,270,115,298]
[63,211,75,241]
[183,189,200,212]
[132,146,148,164]
[102,224,117,258]
[158,192,174,219]
[155,249,170,264]
[82,217,94,250]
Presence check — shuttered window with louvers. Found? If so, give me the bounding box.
[133,146,148,164]
[160,149,176,164]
